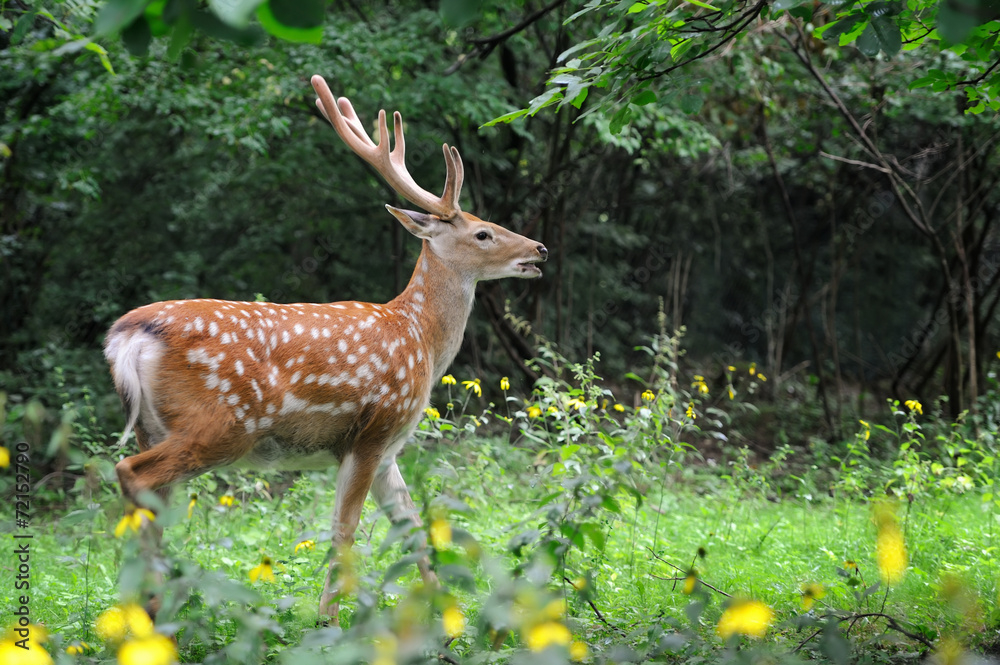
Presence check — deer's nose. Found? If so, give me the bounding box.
[537,245,548,262]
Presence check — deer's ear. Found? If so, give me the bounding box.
[386,205,443,239]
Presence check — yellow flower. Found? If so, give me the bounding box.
[686,402,696,419]
[570,640,589,661]
[95,604,152,642]
[692,378,709,394]
[543,598,566,619]
[932,637,966,665]
[641,389,655,401]
[566,398,587,411]
[749,363,756,376]
[423,407,440,420]
[843,559,858,572]
[114,508,155,538]
[546,405,559,415]
[727,386,735,400]
[526,621,572,651]
[859,420,871,441]
[294,540,315,553]
[187,494,197,519]
[904,399,923,415]
[443,605,466,638]
[117,634,176,665]
[613,403,625,412]
[430,518,452,550]
[462,378,482,397]
[570,577,587,591]
[801,583,826,610]
[527,406,542,418]
[66,642,91,655]
[441,374,457,386]
[683,572,698,594]
[874,502,907,584]
[757,373,767,382]
[716,599,774,639]
[500,377,510,391]
[0,634,52,665]
[0,446,8,468]
[218,495,235,507]
[249,556,275,583]
[727,365,736,372]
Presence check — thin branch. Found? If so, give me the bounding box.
[562,576,627,635]
[645,547,732,598]
[951,56,1000,88]
[469,0,568,46]
[819,151,892,173]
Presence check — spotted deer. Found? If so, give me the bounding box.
[104,74,548,621]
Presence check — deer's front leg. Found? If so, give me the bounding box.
[370,458,438,588]
[320,452,379,622]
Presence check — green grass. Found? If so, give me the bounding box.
[4,428,1000,664]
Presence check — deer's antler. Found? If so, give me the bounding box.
[311,75,464,220]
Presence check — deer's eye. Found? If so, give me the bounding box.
[475,231,490,241]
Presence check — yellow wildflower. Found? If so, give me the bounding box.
[66,642,91,655]
[527,406,542,418]
[218,495,235,507]
[441,374,457,386]
[526,621,572,651]
[187,494,197,519]
[716,599,773,639]
[430,518,452,550]
[686,402,696,419]
[543,598,566,619]
[859,420,870,441]
[117,634,176,665]
[570,640,589,661]
[692,376,709,394]
[249,556,275,583]
[570,577,587,591]
[683,572,698,594]
[294,540,315,553]
[613,403,625,412]
[0,446,8,469]
[0,632,52,665]
[500,377,510,391]
[462,378,482,397]
[641,390,655,401]
[114,508,155,538]
[423,407,440,420]
[95,604,152,642]
[801,583,826,610]
[727,386,735,400]
[757,373,767,382]
[442,605,465,638]
[904,399,923,415]
[566,398,587,411]
[547,405,559,415]
[843,559,858,572]
[727,365,736,372]
[749,363,756,376]
[874,502,907,584]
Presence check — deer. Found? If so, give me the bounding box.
[103,74,547,622]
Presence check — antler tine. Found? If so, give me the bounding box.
[311,74,463,219]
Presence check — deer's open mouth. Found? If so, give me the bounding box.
[517,260,543,277]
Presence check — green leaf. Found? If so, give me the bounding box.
[256,0,323,43]
[937,0,979,44]
[633,90,657,105]
[856,21,881,55]
[772,0,804,10]
[268,0,325,29]
[871,16,902,55]
[609,105,633,134]
[570,87,589,109]
[11,11,34,45]
[815,14,863,40]
[122,17,152,56]
[481,108,530,127]
[94,0,148,37]
[683,0,721,10]
[679,93,704,114]
[85,42,116,74]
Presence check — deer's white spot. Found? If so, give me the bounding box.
[408,355,414,369]
[227,394,240,406]
[396,367,406,380]
[266,403,276,414]
[353,332,361,341]
[251,379,264,401]
[282,330,291,344]
[258,417,273,429]
[304,374,316,384]
[235,360,244,376]
[311,328,319,339]
[245,418,257,434]
[347,354,357,364]
[205,373,220,390]
[291,371,301,384]
[247,347,258,362]
[338,340,348,353]
[322,328,331,338]
[219,379,231,392]
[294,323,304,335]
[354,302,364,309]
[333,304,346,309]
[413,292,424,303]
[401,383,410,396]
[194,317,204,332]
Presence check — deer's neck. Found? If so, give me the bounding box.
[389,242,475,381]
